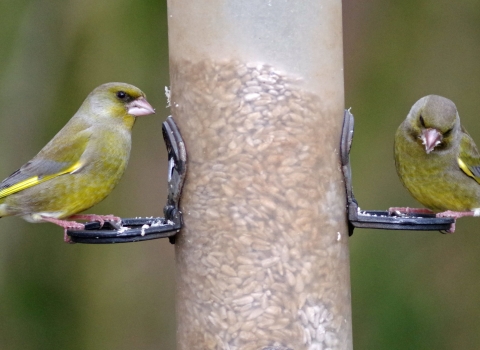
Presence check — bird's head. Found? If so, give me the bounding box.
[84,82,155,123]
[405,95,460,154]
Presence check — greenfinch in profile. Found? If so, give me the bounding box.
[394,95,480,232]
[0,82,155,238]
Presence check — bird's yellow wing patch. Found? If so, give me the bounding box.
[458,157,480,184]
[457,132,480,184]
[458,158,474,178]
[0,161,83,199]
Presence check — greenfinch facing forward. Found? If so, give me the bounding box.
[0,82,155,238]
[394,95,480,232]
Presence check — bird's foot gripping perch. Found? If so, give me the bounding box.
[68,214,122,227]
[387,208,480,233]
[387,207,460,233]
[341,109,455,235]
[387,207,435,216]
[434,210,480,233]
[41,214,123,243]
[65,116,186,244]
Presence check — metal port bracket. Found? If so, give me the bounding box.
[341,109,454,235]
[66,116,186,244]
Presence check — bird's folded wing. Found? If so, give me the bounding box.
[458,132,480,182]
[0,131,90,199]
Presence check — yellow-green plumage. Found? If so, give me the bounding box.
[395,95,480,212]
[0,82,155,226]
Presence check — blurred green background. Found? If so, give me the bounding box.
[1,0,480,349]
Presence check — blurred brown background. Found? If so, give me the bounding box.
[1,0,480,349]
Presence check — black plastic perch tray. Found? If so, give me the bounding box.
[66,116,187,244]
[341,109,454,234]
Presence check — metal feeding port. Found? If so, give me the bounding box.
[66,116,187,244]
[341,109,454,235]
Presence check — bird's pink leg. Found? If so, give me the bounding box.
[40,216,85,243]
[388,207,435,216]
[435,210,475,234]
[40,214,122,243]
[436,210,476,219]
[68,214,122,227]
[435,211,476,234]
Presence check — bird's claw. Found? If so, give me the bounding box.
[63,222,85,243]
[435,210,473,234]
[440,222,456,234]
[388,207,434,216]
[68,214,122,228]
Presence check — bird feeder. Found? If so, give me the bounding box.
[167,0,352,349]
[64,3,461,349]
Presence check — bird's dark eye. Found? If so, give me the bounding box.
[116,91,127,99]
[419,115,426,127]
[444,128,453,138]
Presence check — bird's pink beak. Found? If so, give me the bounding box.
[421,128,442,154]
[127,97,156,116]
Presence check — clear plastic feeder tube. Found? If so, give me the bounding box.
[167,1,351,349]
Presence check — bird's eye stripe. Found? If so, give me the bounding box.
[419,115,425,127]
